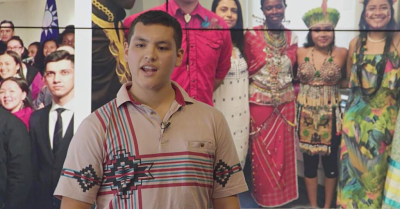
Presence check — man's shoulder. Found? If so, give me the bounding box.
[199,7,229,30]
[186,100,225,122]
[30,105,50,119]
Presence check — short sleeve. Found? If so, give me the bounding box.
[212,112,248,198]
[54,115,105,204]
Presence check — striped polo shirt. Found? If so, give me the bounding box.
[54,82,248,209]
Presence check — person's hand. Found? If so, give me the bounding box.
[38,103,45,109]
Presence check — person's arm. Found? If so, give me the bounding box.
[341,38,357,89]
[61,197,92,209]
[214,27,233,84]
[212,195,240,209]
[214,79,224,91]
[54,116,104,207]
[5,116,32,209]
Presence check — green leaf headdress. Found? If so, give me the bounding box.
[302,0,340,29]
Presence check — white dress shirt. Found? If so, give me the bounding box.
[48,98,74,149]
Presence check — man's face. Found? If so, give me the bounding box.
[44,60,74,101]
[7,40,24,57]
[61,33,75,48]
[113,0,136,9]
[124,23,183,92]
[0,23,14,42]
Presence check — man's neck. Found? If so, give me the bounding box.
[53,93,74,107]
[130,83,175,112]
[174,0,199,14]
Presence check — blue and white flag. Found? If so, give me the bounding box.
[40,0,59,43]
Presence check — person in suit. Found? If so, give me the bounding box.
[0,107,32,209]
[30,50,75,209]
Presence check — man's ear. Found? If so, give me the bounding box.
[124,41,129,62]
[175,48,185,67]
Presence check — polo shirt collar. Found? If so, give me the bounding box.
[168,0,207,21]
[116,81,193,107]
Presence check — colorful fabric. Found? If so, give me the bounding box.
[337,51,400,209]
[213,47,250,167]
[123,0,232,106]
[12,107,33,131]
[249,101,298,207]
[244,27,298,106]
[383,113,400,209]
[296,51,342,155]
[54,82,248,209]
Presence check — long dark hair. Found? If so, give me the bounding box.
[303,29,336,49]
[0,77,33,109]
[356,0,396,98]
[211,0,245,58]
[34,39,59,74]
[0,50,25,80]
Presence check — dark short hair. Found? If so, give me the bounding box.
[7,36,24,47]
[127,10,183,50]
[0,20,15,31]
[261,0,287,7]
[0,77,32,109]
[29,42,40,49]
[44,50,74,70]
[59,25,75,43]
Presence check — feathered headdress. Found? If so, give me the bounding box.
[302,0,340,28]
[359,0,397,4]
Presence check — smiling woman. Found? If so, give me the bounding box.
[337,0,400,208]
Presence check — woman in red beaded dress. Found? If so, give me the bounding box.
[244,0,298,207]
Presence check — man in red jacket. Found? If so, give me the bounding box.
[124,0,232,106]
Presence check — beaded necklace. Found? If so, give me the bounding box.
[262,24,288,108]
[310,47,332,77]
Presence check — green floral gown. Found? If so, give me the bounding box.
[337,51,400,209]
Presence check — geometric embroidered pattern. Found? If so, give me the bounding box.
[103,149,153,199]
[213,160,242,187]
[61,165,101,192]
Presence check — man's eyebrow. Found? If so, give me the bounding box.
[156,41,172,45]
[133,37,148,42]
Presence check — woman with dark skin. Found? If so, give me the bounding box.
[337,0,400,208]
[244,0,299,207]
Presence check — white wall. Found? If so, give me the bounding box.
[0,0,74,47]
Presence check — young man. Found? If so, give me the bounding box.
[124,0,232,107]
[91,0,136,111]
[55,11,247,209]
[0,20,15,43]
[0,107,32,209]
[29,50,75,209]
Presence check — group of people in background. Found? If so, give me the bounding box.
[1,0,400,208]
[0,20,77,209]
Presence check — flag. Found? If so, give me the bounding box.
[40,0,59,43]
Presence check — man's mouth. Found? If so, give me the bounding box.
[141,65,157,75]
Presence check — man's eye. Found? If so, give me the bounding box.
[159,47,168,51]
[136,44,144,48]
